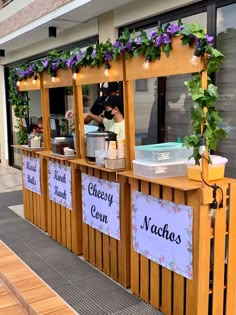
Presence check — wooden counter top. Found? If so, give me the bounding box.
[70,158,122,173]
[119,170,236,191]
[37,151,77,161]
[12,145,44,152]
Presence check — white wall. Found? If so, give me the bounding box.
[28,90,42,118]
[0,0,35,21]
[114,0,202,27]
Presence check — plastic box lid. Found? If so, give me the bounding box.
[135,142,184,152]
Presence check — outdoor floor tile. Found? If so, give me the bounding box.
[0,188,163,315]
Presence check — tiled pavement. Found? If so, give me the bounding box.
[0,165,164,315]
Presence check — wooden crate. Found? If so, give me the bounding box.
[39,152,82,255]
[71,159,131,288]
[19,147,47,232]
[120,172,236,315]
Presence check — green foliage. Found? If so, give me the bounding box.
[8,21,227,158]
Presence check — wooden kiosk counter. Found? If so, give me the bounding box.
[17,37,236,315]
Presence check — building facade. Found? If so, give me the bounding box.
[0,0,236,177]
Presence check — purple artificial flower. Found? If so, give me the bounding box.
[125,41,133,49]
[134,37,142,45]
[91,48,96,59]
[155,33,171,46]
[206,34,214,45]
[50,63,57,71]
[113,41,122,48]
[75,51,85,61]
[42,59,49,69]
[148,30,157,40]
[166,24,184,36]
[104,51,113,62]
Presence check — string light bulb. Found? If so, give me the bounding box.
[32,73,38,85]
[198,136,206,156]
[51,72,57,82]
[143,56,151,70]
[104,62,110,77]
[190,39,206,66]
[16,80,20,87]
[72,66,79,80]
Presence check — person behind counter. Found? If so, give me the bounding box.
[84,81,119,127]
[87,95,125,141]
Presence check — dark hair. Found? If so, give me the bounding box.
[104,95,124,116]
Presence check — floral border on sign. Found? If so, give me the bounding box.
[81,173,120,240]
[132,190,193,279]
[48,161,72,210]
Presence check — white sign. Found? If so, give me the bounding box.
[48,162,72,210]
[132,190,193,279]
[23,156,41,194]
[82,174,120,240]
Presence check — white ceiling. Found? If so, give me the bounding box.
[0,0,134,52]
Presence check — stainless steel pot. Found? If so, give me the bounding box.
[86,131,117,162]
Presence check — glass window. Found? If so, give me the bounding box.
[215,3,236,178]
[164,13,207,143]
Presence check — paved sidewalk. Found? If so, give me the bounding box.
[0,165,163,315]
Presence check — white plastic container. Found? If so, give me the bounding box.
[185,155,228,181]
[135,142,192,164]
[133,160,187,179]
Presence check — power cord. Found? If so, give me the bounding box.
[200,173,224,209]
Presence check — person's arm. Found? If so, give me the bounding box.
[87,112,104,125]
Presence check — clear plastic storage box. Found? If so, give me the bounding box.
[133,160,187,179]
[135,142,192,164]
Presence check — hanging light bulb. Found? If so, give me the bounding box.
[104,62,110,77]
[198,136,206,156]
[72,66,79,80]
[190,39,204,66]
[16,80,20,87]
[143,56,151,70]
[51,72,57,82]
[32,73,38,85]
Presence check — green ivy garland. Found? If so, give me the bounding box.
[8,21,227,163]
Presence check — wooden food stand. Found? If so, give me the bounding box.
[38,69,82,255]
[17,77,47,232]
[118,37,236,315]
[69,58,131,287]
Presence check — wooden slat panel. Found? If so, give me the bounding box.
[65,161,72,251]
[51,201,57,241]
[109,172,118,281]
[118,174,131,288]
[102,171,110,275]
[161,186,172,315]
[40,156,48,232]
[71,164,82,255]
[226,182,236,315]
[125,37,205,80]
[94,169,103,270]
[81,165,89,261]
[212,184,227,315]
[56,203,61,244]
[150,183,160,309]
[140,180,150,302]
[88,167,96,266]
[75,58,124,85]
[173,189,185,315]
[130,178,140,296]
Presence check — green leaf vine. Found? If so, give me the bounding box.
[8,21,227,162]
